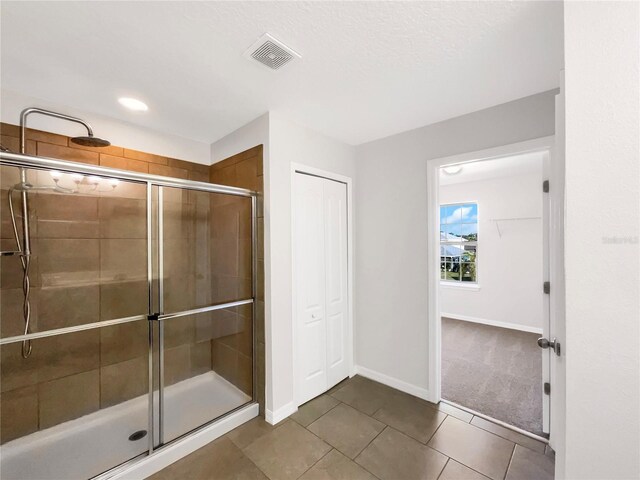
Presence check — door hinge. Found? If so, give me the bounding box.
[544,382,551,395]
[543,180,549,193]
[543,281,550,294]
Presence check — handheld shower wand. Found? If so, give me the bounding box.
[9,108,110,358]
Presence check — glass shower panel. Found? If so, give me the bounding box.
[160,186,252,314]
[160,305,253,443]
[0,165,151,479]
[0,322,150,480]
[0,165,149,338]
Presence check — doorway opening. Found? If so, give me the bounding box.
[427,138,555,440]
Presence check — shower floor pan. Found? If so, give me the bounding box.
[1,371,251,480]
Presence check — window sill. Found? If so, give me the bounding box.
[440,281,481,291]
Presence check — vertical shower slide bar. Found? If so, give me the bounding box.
[251,195,258,401]
[146,182,155,455]
[157,186,165,446]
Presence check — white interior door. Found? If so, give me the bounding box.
[324,180,349,388]
[294,172,349,405]
[294,173,327,404]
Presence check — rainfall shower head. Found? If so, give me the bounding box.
[70,135,111,148]
[19,108,111,154]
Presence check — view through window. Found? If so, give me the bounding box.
[440,203,478,282]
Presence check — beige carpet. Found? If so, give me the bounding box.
[441,317,543,435]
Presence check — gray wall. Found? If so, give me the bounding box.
[354,90,556,391]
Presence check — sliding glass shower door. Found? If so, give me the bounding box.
[0,164,151,480]
[154,185,255,445]
[0,157,256,480]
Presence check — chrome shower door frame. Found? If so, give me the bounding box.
[0,152,258,478]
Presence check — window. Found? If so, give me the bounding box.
[440,202,478,283]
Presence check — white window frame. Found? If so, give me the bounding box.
[439,201,479,286]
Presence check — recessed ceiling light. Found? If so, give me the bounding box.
[118,97,148,112]
[442,165,463,175]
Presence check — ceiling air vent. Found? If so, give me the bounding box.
[243,33,301,71]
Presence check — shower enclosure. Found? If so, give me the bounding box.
[0,152,257,479]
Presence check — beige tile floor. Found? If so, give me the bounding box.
[150,376,554,480]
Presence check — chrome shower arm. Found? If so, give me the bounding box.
[20,108,95,154]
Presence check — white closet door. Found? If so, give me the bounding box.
[294,173,328,404]
[323,180,349,388]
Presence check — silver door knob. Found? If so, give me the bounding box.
[537,337,561,356]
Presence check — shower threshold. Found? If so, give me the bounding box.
[0,371,251,480]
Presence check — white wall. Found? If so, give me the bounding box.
[212,112,356,422]
[562,2,640,479]
[355,90,556,396]
[267,113,356,420]
[440,172,544,332]
[1,89,211,164]
[210,113,269,165]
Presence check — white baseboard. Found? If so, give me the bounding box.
[354,366,430,402]
[265,401,297,425]
[108,403,258,480]
[441,313,543,334]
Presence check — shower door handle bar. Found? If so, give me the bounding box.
[0,313,149,345]
[153,299,255,322]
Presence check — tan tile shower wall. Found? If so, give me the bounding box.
[210,146,264,414]
[0,123,252,443]
[0,122,210,182]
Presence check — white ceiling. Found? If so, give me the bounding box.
[0,1,563,146]
[440,151,544,186]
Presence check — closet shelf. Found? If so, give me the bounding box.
[489,216,541,238]
[488,216,541,222]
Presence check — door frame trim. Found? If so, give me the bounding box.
[291,163,355,408]
[426,136,558,436]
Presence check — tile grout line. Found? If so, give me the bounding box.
[424,413,449,445]
[503,444,517,480]
[300,387,384,480]
[300,398,344,429]
[369,403,385,419]
[447,457,494,480]
[298,410,339,444]
[293,447,333,480]
[352,421,386,459]
[438,413,524,454]
[351,425,388,480]
[469,415,546,454]
[360,424,452,480]
[293,396,378,480]
[426,417,515,480]
[242,449,272,480]
[427,441,494,480]
[235,421,296,480]
[436,458,451,480]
